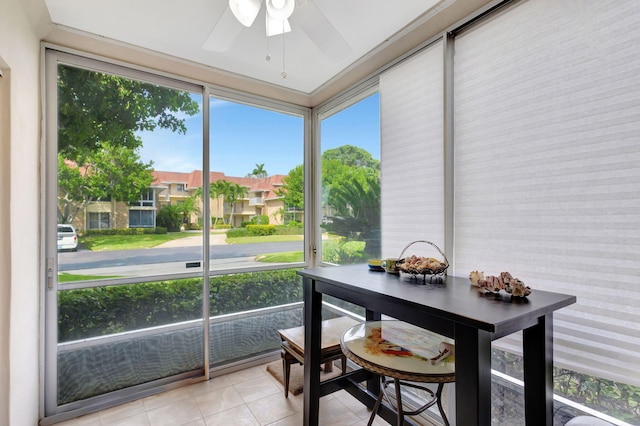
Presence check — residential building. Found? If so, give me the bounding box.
[70,170,291,232]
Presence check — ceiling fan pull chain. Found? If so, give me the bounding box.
[266,34,271,61]
[281,22,287,78]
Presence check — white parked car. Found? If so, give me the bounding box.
[57,224,78,251]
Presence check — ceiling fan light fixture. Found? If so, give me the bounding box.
[266,0,295,21]
[266,14,291,37]
[229,0,261,27]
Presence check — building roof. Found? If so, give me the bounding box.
[151,170,286,200]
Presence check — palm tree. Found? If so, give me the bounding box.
[193,180,228,227]
[211,180,228,227]
[225,183,249,227]
[178,196,200,226]
[251,163,267,178]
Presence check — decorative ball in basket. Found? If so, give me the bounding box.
[396,240,449,283]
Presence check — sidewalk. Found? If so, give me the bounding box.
[155,232,227,248]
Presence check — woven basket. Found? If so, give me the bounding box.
[396,240,449,282]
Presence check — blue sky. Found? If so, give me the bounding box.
[139,92,379,177]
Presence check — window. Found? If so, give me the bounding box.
[208,95,304,249]
[176,183,186,192]
[128,209,154,228]
[87,212,110,230]
[318,91,381,265]
[130,189,155,207]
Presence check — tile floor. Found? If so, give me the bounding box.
[54,361,437,426]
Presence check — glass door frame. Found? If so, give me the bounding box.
[42,47,313,422]
[43,49,207,420]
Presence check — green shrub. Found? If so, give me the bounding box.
[274,225,303,236]
[156,205,181,232]
[58,269,302,342]
[213,223,231,230]
[85,228,157,236]
[246,224,276,236]
[322,240,365,264]
[250,215,270,225]
[226,228,248,238]
[155,226,167,234]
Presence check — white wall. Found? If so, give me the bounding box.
[0,0,44,424]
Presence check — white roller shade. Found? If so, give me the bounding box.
[380,41,445,259]
[453,0,640,386]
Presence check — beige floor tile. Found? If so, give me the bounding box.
[99,400,146,425]
[246,392,303,425]
[182,420,206,426]
[102,412,150,426]
[234,375,281,403]
[203,404,259,426]
[55,412,102,426]
[264,411,302,426]
[186,375,233,397]
[194,384,245,418]
[331,390,373,420]
[146,399,203,426]
[225,366,268,385]
[317,398,361,426]
[143,387,192,412]
[349,415,389,426]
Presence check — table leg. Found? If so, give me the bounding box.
[365,309,381,396]
[455,324,492,426]
[303,277,322,426]
[523,314,553,426]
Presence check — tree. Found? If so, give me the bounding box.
[57,65,199,160]
[194,180,224,226]
[275,164,304,211]
[156,204,182,232]
[321,145,380,170]
[57,64,199,227]
[322,168,380,242]
[248,163,268,178]
[178,196,200,225]
[224,183,249,226]
[57,144,154,226]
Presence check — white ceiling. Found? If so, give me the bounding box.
[43,0,448,94]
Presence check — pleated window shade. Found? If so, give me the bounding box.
[380,41,445,259]
[452,0,640,386]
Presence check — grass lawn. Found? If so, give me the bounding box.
[58,273,120,282]
[255,251,304,263]
[79,232,303,251]
[80,232,198,251]
[226,235,303,244]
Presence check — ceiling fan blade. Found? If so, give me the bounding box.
[292,0,352,62]
[202,6,245,52]
[230,0,262,27]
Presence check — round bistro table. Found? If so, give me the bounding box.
[341,320,456,426]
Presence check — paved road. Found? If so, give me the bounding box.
[58,241,304,272]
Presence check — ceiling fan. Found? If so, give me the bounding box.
[202,0,351,62]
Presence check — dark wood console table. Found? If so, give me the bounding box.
[298,265,576,426]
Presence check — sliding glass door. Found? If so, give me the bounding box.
[43,50,309,420]
[205,94,306,367]
[45,51,206,416]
